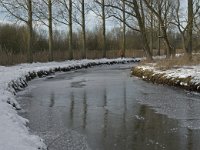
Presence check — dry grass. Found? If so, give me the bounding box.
[0,49,145,66]
[155,53,200,70]
[1,48,195,67]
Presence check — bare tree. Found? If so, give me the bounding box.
[122,0,126,57]
[35,0,56,61]
[149,0,154,55]
[56,0,73,60]
[81,0,86,58]
[93,0,109,58]
[104,0,153,60]
[104,0,127,57]
[144,0,175,59]
[173,0,199,59]
[0,0,34,62]
[69,0,73,60]
[48,0,53,61]
[137,0,153,60]
[27,0,33,62]
[73,0,88,59]
[157,0,161,56]
[101,0,106,57]
[187,0,194,59]
[130,0,153,60]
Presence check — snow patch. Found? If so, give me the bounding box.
[136,63,200,91]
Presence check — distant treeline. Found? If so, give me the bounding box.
[0,23,199,56]
[0,24,145,54]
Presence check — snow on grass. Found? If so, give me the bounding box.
[0,58,139,150]
[136,63,200,88]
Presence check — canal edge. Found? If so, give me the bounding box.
[131,66,200,93]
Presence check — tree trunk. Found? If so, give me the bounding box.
[141,28,153,61]
[135,0,153,61]
[102,0,106,58]
[149,0,153,55]
[157,1,161,56]
[186,0,193,60]
[27,0,33,63]
[122,0,126,57]
[161,25,172,59]
[181,33,187,52]
[68,0,73,60]
[48,0,53,61]
[143,0,173,59]
[82,0,86,59]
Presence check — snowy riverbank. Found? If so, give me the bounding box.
[0,58,139,150]
[132,63,200,92]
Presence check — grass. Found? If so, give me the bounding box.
[0,49,145,66]
[155,53,200,70]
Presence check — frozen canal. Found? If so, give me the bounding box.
[17,64,200,150]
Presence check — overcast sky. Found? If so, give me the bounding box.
[0,0,188,32]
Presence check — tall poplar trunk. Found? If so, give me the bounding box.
[157,1,161,56]
[102,0,106,58]
[149,0,153,55]
[122,0,126,57]
[27,0,33,63]
[186,0,193,60]
[48,0,53,61]
[68,0,73,60]
[135,0,153,60]
[81,0,86,59]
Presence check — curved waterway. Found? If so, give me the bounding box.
[17,64,200,150]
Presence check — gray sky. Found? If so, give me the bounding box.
[0,0,187,32]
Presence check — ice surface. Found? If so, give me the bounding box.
[0,58,138,150]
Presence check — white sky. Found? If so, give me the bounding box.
[0,0,187,32]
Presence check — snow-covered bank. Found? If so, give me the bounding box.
[0,58,139,150]
[132,63,200,92]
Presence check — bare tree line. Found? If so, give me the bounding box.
[0,0,199,62]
